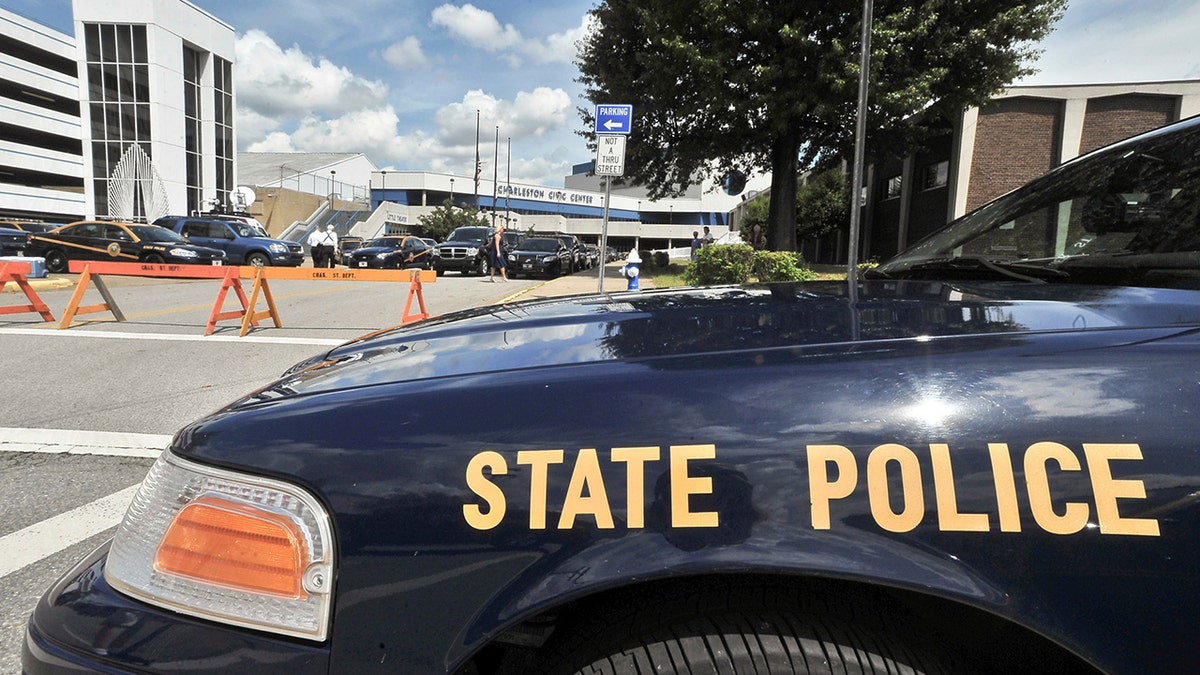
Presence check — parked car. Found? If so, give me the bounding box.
[336,236,365,265]
[506,236,572,278]
[154,216,304,267]
[0,220,58,235]
[25,116,1200,675]
[25,220,226,272]
[551,232,586,272]
[345,235,432,269]
[0,226,30,256]
[432,225,493,276]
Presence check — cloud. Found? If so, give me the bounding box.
[235,29,389,118]
[1019,1,1200,84]
[430,3,589,65]
[431,3,523,51]
[382,36,428,70]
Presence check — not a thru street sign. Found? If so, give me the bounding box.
[595,135,626,176]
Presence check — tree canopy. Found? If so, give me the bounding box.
[417,201,491,241]
[576,0,1066,251]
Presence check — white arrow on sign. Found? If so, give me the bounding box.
[603,119,626,132]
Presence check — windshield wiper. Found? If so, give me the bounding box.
[880,256,1071,283]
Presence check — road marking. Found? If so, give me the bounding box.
[0,427,170,457]
[0,485,140,578]
[0,326,344,346]
[0,428,166,578]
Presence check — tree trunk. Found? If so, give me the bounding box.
[768,128,801,251]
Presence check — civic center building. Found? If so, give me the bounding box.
[3,0,1200,259]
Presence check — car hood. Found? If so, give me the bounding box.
[349,245,402,256]
[229,280,1200,406]
[436,239,486,247]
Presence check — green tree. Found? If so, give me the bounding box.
[796,167,849,240]
[576,0,1065,251]
[417,200,490,241]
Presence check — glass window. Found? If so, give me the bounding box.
[923,161,949,190]
[884,175,903,200]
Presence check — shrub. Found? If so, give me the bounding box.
[683,244,756,285]
[653,250,670,268]
[753,250,817,282]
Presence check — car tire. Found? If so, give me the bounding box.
[542,582,953,675]
[43,249,68,273]
[245,252,270,267]
[475,257,489,276]
[143,253,164,264]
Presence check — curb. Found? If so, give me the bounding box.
[1,276,73,293]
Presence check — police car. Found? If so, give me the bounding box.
[26,220,226,272]
[24,116,1200,674]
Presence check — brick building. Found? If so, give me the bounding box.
[804,80,1200,264]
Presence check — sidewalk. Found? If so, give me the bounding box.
[501,261,655,302]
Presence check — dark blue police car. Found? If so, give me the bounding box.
[24,116,1200,674]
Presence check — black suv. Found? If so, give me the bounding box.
[433,226,494,276]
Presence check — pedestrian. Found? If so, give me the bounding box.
[690,231,702,261]
[307,226,325,267]
[749,224,766,250]
[320,224,339,268]
[702,226,714,247]
[489,225,508,282]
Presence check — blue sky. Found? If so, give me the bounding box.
[6,0,1200,187]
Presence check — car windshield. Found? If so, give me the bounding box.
[871,118,1200,289]
[446,227,489,244]
[368,237,404,248]
[130,226,188,243]
[521,238,559,252]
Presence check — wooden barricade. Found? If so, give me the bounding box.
[59,261,435,336]
[0,261,55,322]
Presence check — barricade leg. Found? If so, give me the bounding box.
[0,263,55,322]
[238,268,282,337]
[401,269,429,323]
[58,265,124,328]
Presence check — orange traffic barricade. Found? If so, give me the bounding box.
[0,260,55,322]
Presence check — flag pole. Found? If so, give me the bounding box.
[505,137,511,226]
[474,110,481,210]
[491,126,499,228]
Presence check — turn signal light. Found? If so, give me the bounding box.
[155,495,308,598]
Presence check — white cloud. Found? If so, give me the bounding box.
[382,37,428,70]
[1019,1,1200,84]
[431,4,523,51]
[234,29,389,118]
[430,3,589,65]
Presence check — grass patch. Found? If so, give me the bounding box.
[646,261,690,288]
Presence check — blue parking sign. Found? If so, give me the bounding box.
[596,104,633,135]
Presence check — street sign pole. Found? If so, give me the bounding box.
[594,105,632,293]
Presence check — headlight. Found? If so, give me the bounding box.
[540,255,556,263]
[168,248,199,258]
[268,243,287,253]
[507,254,516,261]
[105,452,335,641]
[375,252,389,259]
[465,246,479,255]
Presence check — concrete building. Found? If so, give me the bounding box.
[0,0,235,223]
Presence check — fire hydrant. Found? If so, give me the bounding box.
[621,250,642,290]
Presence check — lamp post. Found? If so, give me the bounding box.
[380,170,387,203]
[329,170,337,204]
[449,178,455,207]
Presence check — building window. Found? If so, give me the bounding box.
[213,57,234,207]
[923,160,949,190]
[84,23,149,218]
[183,46,206,215]
[884,174,902,200]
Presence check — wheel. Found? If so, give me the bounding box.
[475,256,489,276]
[43,249,69,273]
[142,253,164,264]
[245,252,270,267]
[543,582,952,675]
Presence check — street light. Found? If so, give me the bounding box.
[329,170,337,204]
[449,178,455,207]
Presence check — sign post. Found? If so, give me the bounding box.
[594,105,633,292]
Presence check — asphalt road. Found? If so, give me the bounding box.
[0,263,622,674]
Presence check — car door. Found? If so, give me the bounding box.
[182,220,231,257]
[103,224,138,261]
